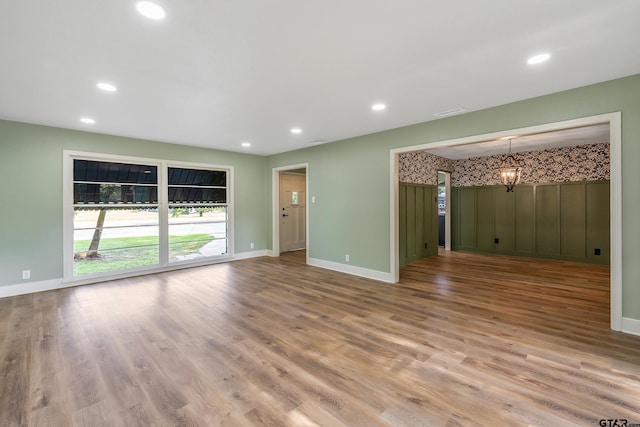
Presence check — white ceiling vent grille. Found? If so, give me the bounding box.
[434,107,466,117]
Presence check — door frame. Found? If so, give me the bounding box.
[389,112,622,331]
[438,170,452,251]
[272,163,309,259]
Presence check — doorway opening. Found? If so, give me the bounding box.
[437,170,451,250]
[272,164,309,259]
[279,171,306,253]
[389,112,621,331]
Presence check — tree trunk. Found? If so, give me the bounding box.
[86,209,107,258]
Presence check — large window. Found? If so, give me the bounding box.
[73,160,160,276]
[168,167,228,261]
[66,153,231,279]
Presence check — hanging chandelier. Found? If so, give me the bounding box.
[498,139,522,192]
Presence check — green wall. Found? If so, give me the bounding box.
[2,73,640,321]
[267,73,640,320]
[451,182,610,265]
[0,120,268,286]
[267,139,391,270]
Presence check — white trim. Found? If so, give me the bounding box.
[439,170,452,251]
[608,112,622,331]
[0,250,269,299]
[62,152,74,279]
[0,279,65,299]
[228,166,235,257]
[390,151,400,282]
[158,162,169,264]
[390,112,623,332]
[307,257,393,283]
[231,250,269,260]
[396,114,620,153]
[62,150,234,282]
[622,317,640,337]
[271,163,309,260]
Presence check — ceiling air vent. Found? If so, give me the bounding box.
[434,107,466,117]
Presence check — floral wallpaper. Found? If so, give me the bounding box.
[398,151,453,185]
[398,142,609,187]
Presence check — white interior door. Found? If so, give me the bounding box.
[279,173,306,253]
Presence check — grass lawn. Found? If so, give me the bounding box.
[74,234,214,275]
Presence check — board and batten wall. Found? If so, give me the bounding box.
[451,181,609,264]
[267,74,637,329]
[398,142,610,265]
[1,74,636,325]
[398,183,438,266]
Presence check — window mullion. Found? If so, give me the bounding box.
[158,162,169,267]
[66,153,231,280]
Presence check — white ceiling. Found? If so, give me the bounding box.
[0,1,639,156]
[426,123,610,159]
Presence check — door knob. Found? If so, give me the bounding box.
[282,213,289,217]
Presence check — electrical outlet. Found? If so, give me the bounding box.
[594,248,601,256]
[22,270,30,280]
[250,242,254,249]
[345,254,350,262]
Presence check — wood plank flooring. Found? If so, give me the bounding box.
[1,250,640,426]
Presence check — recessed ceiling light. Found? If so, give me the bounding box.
[136,1,166,20]
[371,103,386,111]
[80,117,95,124]
[241,142,251,147]
[290,128,302,134]
[527,53,551,65]
[96,82,117,92]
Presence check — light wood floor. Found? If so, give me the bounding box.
[1,251,640,426]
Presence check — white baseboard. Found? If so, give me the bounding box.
[0,278,66,298]
[0,250,270,299]
[231,250,269,261]
[6,256,638,340]
[622,317,640,337]
[307,257,393,283]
